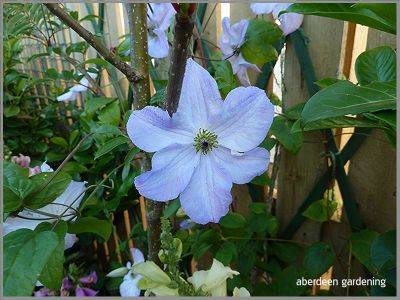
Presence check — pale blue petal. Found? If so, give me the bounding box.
[134,144,199,201]
[211,87,274,152]
[148,28,169,58]
[250,3,275,15]
[127,106,193,152]
[213,147,270,184]
[120,274,141,297]
[180,155,232,224]
[130,248,145,265]
[279,12,303,35]
[175,59,223,130]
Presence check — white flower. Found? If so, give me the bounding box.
[147,3,175,58]
[119,248,145,297]
[220,17,261,87]
[127,59,274,224]
[233,287,251,296]
[250,3,303,35]
[57,72,97,102]
[188,259,239,296]
[3,179,87,249]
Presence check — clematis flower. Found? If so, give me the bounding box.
[106,248,145,297]
[220,17,261,86]
[127,59,273,224]
[75,286,98,297]
[57,72,97,102]
[250,3,303,35]
[79,271,98,286]
[132,260,178,296]
[147,3,175,58]
[188,259,239,296]
[3,161,87,249]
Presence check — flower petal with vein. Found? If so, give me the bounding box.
[119,248,145,297]
[220,17,261,86]
[127,58,274,224]
[250,3,303,35]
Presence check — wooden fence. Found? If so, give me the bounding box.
[15,3,396,295]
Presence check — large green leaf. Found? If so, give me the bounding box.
[220,212,247,229]
[269,115,303,154]
[24,171,71,209]
[4,229,59,296]
[36,221,67,291]
[350,229,379,273]
[94,136,129,160]
[355,46,396,85]
[3,162,33,212]
[300,80,396,125]
[98,100,121,126]
[286,3,396,34]
[371,230,396,272]
[214,60,238,98]
[68,216,112,240]
[242,19,283,65]
[302,199,337,222]
[302,242,335,278]
[86,97,116,114]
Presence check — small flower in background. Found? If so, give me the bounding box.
[11,153,31,168]
[220,17,261,86]
[233,286,251,296]
[147,3,175,58]
[250,3,303,35]
[127,59,274,224]
[60,277,74,296]
[79,271,98,286]
[4,161,87,250]
[75,286,98,297]
[57,72,97,102]
[34,287,55,297]
[179,219,195,230]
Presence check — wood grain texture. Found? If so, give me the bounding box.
[276,16,344,243]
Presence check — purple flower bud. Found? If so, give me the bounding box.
[61,277,74,291]
[11,154,31,168]
[79,271,98,286]
[75,286,98,297]
[34,288,55,297]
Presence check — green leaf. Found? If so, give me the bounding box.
[270,242,302,263]
[251,171,272,186]
[302,242,335,278]
[215,242,237,265]
[302,199,338,222]
[355,46,396,85]
[350,229,379,272]
[242,19,283,65]
[300,80,396,125]
[4,105,20,117]
[36,221,67,291]
[269,115,303,154]
[24,171,72,209]
[163,199,181,218]
[315,77,341,89]
[80,57,111,68]
[4,229,59,296]
[220,212,247,229]
[214,60,238,98]
[86,97,116,114]
[286,3,396,34]
[94,136,129,159]
[50,136,69,148]
[149,88,166,106]
[3,162,33,212]
[371,230,396,272]
[98,100,121,126]
[68,216,112,240]
[271,266,308,296]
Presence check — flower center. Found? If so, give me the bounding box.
[194,129,218,154]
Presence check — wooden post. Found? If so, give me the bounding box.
[276,16,345,244]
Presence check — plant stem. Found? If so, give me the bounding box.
[165,12,195,116]
[44,3,143,83]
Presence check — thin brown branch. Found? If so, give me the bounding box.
[44,3,143,83]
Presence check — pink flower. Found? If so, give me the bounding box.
[11,154,31,168]
[34,288,55,297]
[60,277,73,296]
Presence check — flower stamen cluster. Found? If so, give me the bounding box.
[194,129,218,154]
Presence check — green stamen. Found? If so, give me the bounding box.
[194,128,218,154]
